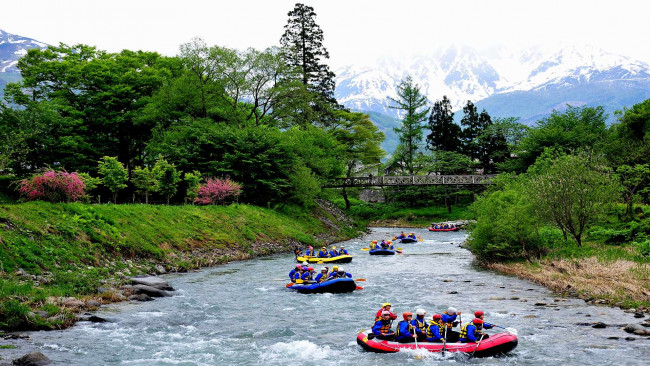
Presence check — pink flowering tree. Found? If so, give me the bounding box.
[194,178,242,205]
[18,170,86,203]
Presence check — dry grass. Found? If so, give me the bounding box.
[487,257,650,310]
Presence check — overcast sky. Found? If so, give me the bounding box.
[2,0,649,68]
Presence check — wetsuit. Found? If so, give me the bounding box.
[314,272,327,282]
[442,312,460,342]
[305,249,315,256]
[371,319,395,340]
[289,269,298,282]
[328,271,352,279]
[301,271,314,282]
[318,250,329,258]
[339,249,349,255]
[411,316,429,341]
[426,322,443,342]
[329,250,339,257]
[395,320,415,343]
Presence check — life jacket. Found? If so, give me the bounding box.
[459,322,479,341]
[318,250,328,257]
[432,320,445,335]
[443,312,456,329]
[378,319,392,334]
[395,320,413,337]
[339,249,348,255]
[305,249,315,256]
[329,250,338,257]
[426,322,441,340]
[413,317,427,332]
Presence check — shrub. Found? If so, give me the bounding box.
[195,178,242,205]
[18,170,86,203]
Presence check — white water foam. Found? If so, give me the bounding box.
[262,340,337,361]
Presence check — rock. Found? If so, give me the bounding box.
[442,279,453,282]
[131,276,174,291]
[36,311,49,318]
[624,323,647,334]
[128,294,153,302]
[519,299,528,302]
[534,302,547,306]
[489,297,505,300]
[88,315,108,323]
[625,337,636,341]
[154,265,166,274]
[132,284,172,298]
[510,297,520,300]
[12,351,51,365]
[448,291,458,294]
[499,286,506,289]
[86,300,101,308]
[634,313,645,318]
[633,329,650,336]
[63,298,85,308]
[592,322,607,328]
[607,336,619,340]
[523,315,537,319]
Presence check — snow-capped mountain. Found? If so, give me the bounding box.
[0,29,48,73]
[335,44,650,124]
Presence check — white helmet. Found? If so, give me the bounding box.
[337,266,344,273]
[321,267,327,272]
[302,261,309,266]
[447,307,457,315]
[416,308,426,316]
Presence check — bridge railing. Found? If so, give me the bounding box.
[323,174,497,188]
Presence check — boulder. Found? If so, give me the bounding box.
[130,276,174,291]
[86,300,101,308]
[128,294,154,302]
[12,351,51,365]
[592,322,607,328]
[63,298,85,308]
[132,284,172,298]
[634,313,645,318]
[624,323,648,334]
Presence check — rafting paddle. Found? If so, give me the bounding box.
[494,325,518,336]
[469,333,485,359]
[355,278,366,281]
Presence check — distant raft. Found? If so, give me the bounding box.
[295,255,353,264]
[356,331,518,357]
[369,248,395,255]
[428,227,459,232]
[399,237,417,243]
[287,278,357,294]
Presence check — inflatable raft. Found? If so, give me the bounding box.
[399,237,417,243]
[428,227,459,232]
[369,248,395,255]
[356,331,517,357]
[295,255,353,264]
[287,278,356,294]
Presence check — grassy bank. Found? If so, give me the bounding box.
[478,205,650,312]
[0,201,361,331]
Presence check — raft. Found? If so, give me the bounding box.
[287,278,356,294]
[369,248,395,255]
[295,255,353,264]
[428,227,459,232]
[356,331,518,357]
[399,237,417,243]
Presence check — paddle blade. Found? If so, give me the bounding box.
[418,239,423,241]
[355,278,366,281]
[397,248,403,250]
[361,248,369,251]
[396,250,403,254]
[356,286,364,290]
[505,327,518,336]
[286,283,294,287]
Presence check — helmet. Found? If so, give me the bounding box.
[307,267,314,271]
[402,312,413,320]
[302,261,308,266]
[372,240,378,243]
[308,246,313,249]
[382,302,392,307]
[416,308,426,316]
[447,307,457,315]
[381,311,391,316]
[321,267,327,272]
[340,245,344,248]
[387,240,392,244]
[433,314,442,320]
[473,318,483,325]
[301,266,308,270]
[337,267,344,273]
[331,246,336,249]
[474,311,484,318]
[321,247,326,250]
[295,264,301,269]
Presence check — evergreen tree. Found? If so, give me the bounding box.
[280,2,338,124]
[476,110,509,173]
[389,76,430,174]
[460,100,481,159]
[426,96,461,153]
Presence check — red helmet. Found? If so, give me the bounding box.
[307,267,314,271]
[432,314,442,320]
[473,318,483,325]
[402,312,413,320]
[475,311,484,318]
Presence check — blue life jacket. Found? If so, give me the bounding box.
[339,249,349,255]
[305,249,315,256]
[301,271,314,281]
[314,272,327,282]
[318,250,329,258]
[329,250,338,257]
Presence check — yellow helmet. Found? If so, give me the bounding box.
[332,266,339,270]
[382,302,391,307]
[331,246,336,249]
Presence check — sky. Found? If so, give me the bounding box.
[2,0,649,69]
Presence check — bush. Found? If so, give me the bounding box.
[195,178,242,205]
[18,170,86,203]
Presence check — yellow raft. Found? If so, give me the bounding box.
[295,255,353,264]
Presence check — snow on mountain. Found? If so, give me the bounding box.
[0,29,48,73]
[334,43,650,121]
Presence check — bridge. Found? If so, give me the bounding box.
[323,175,497,188]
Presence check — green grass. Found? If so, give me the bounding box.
[0,201,359,330]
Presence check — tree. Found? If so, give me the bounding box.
[330,110,386,209]
[184,170,202,203]
[530,152,619,246]
[280,3,337,106]
[195,178,242,205]
[153,157,181,204]
[616,164,650,218]
[476,111,509,173]
[97,156,128,203]
[389,76,430,174]
[132,166,159,204]
[18,170,86,203]
[426,96,462,153]
[459,100,481,159]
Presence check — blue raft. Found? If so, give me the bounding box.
[287,278,357,294]
[369,248,395,255]
[399,238,417,243]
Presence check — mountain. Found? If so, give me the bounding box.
[0,29,48,93]
[335,44,650,127]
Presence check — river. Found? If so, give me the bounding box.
[4,227,650,365]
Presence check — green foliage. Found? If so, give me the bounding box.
[153,157,181,204]
[427,96,461,153]
[132,166,158,204]
[97,157,128,203]
[289,164,321,207]
[183,170,202,203]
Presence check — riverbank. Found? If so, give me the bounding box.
[0,200,362,331]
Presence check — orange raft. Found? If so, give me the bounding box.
[356,331,518,357]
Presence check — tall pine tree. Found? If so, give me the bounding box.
[426,96,461,152]
[389,76,430,174]
[460,100,481,159]
[280,3,337,109]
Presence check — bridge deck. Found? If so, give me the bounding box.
[323,175,496,188]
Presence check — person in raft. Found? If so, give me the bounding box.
[474,310,494,338]
[459,318,484,343]
[411,308,429,341]
[318,246,329,258]
[328,266,352,279]
[372,311,395,340]
[289,264,302,282]
[314,267,328,282]
[338,245,349,255]
[329,246,339,257]
[442,307,462,342]
[395,312,416,343]
[304,246,316,257]
[426,314,444,342]
[408,232,417,239]
[379,240,388,248]
[294,247,302,256]
[291,266,305,283]
[375,302,397,322]
[301,267,315,282]
[369,240,379,249]
[397,231,406,239]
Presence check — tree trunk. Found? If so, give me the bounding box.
[166,195,170,205]
[342,187,350,210]
[145,192,149,205]
[112,192,117,204]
